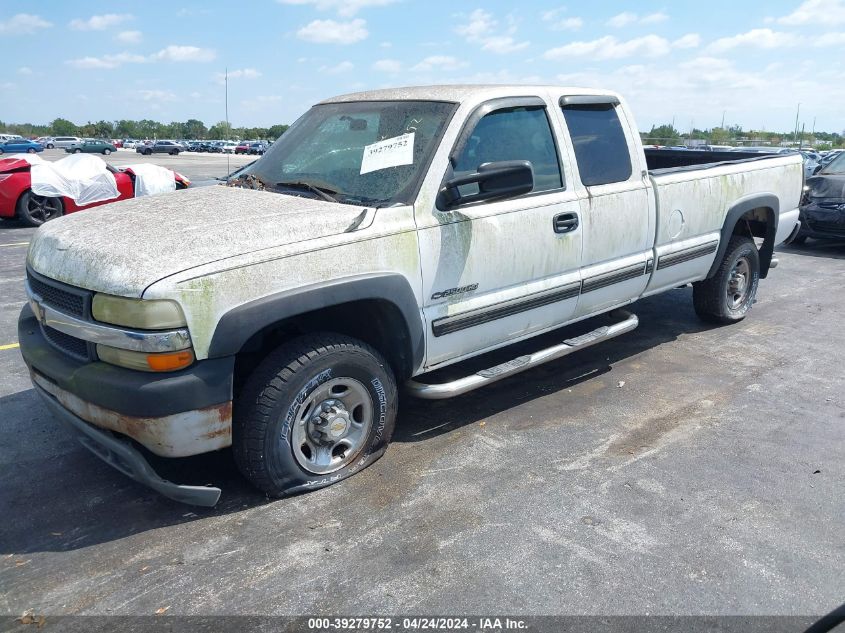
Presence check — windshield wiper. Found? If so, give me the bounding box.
[276,180,339,203]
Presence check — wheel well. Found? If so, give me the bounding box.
[232,299,414,396]
[728,205,777,278]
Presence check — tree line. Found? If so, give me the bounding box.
[642,124,845,148]
[0,118,290,141]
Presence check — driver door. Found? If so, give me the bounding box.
[416,97,583,369]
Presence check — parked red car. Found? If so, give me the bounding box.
[0,157,189,226]
[234,141,251,155]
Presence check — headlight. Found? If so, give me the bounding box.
[96,345,194,372]
[92,294,187,329]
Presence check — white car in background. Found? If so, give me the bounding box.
[220,141,238,154]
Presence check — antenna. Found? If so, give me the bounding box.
[225,67,230,175]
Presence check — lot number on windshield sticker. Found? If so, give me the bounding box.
[360,132,415,175]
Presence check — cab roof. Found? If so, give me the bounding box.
[319,84,619,105]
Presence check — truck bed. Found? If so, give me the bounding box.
[645,148,788,174]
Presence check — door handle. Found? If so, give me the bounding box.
[553,213,579,234]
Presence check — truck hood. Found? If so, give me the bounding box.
[27,185,369,297]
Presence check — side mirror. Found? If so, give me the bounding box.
[438,160,534,209]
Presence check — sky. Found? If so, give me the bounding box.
[2,0,845,134]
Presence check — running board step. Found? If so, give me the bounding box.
[405,310,638,400]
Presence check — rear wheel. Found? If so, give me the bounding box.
[103,148,111,155]
[790,234,808,245]
[233,333,397,497]
[27,148,36,154]
[693,236,759,324]
[73,148,81,154]
[46,143,54,149]
[17,191,64,227]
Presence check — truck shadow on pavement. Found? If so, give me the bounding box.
[0,287,715,555]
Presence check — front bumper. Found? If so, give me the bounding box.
[19,305,234,457]
[34,381,221,507]
[798,202,845,239]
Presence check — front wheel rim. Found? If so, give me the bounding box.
[289,377,374,475]
[727,256,751,309]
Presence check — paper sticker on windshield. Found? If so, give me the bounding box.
[360,132,415,175]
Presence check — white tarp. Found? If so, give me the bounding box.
[123,163,177,197]
[4,153,47,166]
[29,154,120,206]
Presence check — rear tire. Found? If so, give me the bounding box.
[17,191,64,227]
[73,148,81,154]
[27,148,36,154]
[790,234,808,245]
[46,144,54,149]
[693,236,759,324]
[103,149,111,155]
[233,333,397,497]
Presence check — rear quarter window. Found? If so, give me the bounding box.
[561,104,632,186]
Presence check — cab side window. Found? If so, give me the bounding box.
[454,106,562,196]
[561,104,632,186]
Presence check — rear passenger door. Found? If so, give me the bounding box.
[418,97,583,368]
[557,96,654,318]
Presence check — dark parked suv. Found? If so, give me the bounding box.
[136,140,181,156]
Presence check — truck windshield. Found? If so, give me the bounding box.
[237,100,457,206]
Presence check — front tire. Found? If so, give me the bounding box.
[693,236,760,324]
[233,334,397,497]
[73,148,81,154]
[27,148,36,154]
[17,191,64,227]
[790,234,808,245]
[46,143,54,149]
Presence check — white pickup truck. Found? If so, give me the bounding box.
[19,85,803,505]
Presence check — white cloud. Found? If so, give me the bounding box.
[278,0,397,17]
[116,30,142,44]
[777,0,845,25]
[137,89,178,102]
[66,45,215,69]
[66,52,147,69]
[607,11,668,27]
[673,33,701,49]
[296,18,368,44]
[319,60,354,73]
[544,34,673,60]
[214,68,262,84]
[17,66,32,75]
[0,13,52,34]
[69,14,133,31]
[553,17,583,30]
[373,58,402,72]
[814,31,845,44]
[641,12,669,24]
[153,45,216,62]
[411,55,468,72]
[541,8,584,30]
[456,9,529,54]
[708,28,801,52]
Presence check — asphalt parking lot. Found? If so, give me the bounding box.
[28,147,255,182]
[0,172,843,617]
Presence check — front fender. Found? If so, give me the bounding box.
[207,273,425,371]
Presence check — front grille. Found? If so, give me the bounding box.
[27,272,88,318]
[42,325,91,362]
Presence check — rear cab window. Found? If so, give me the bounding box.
[560,99,633,186]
